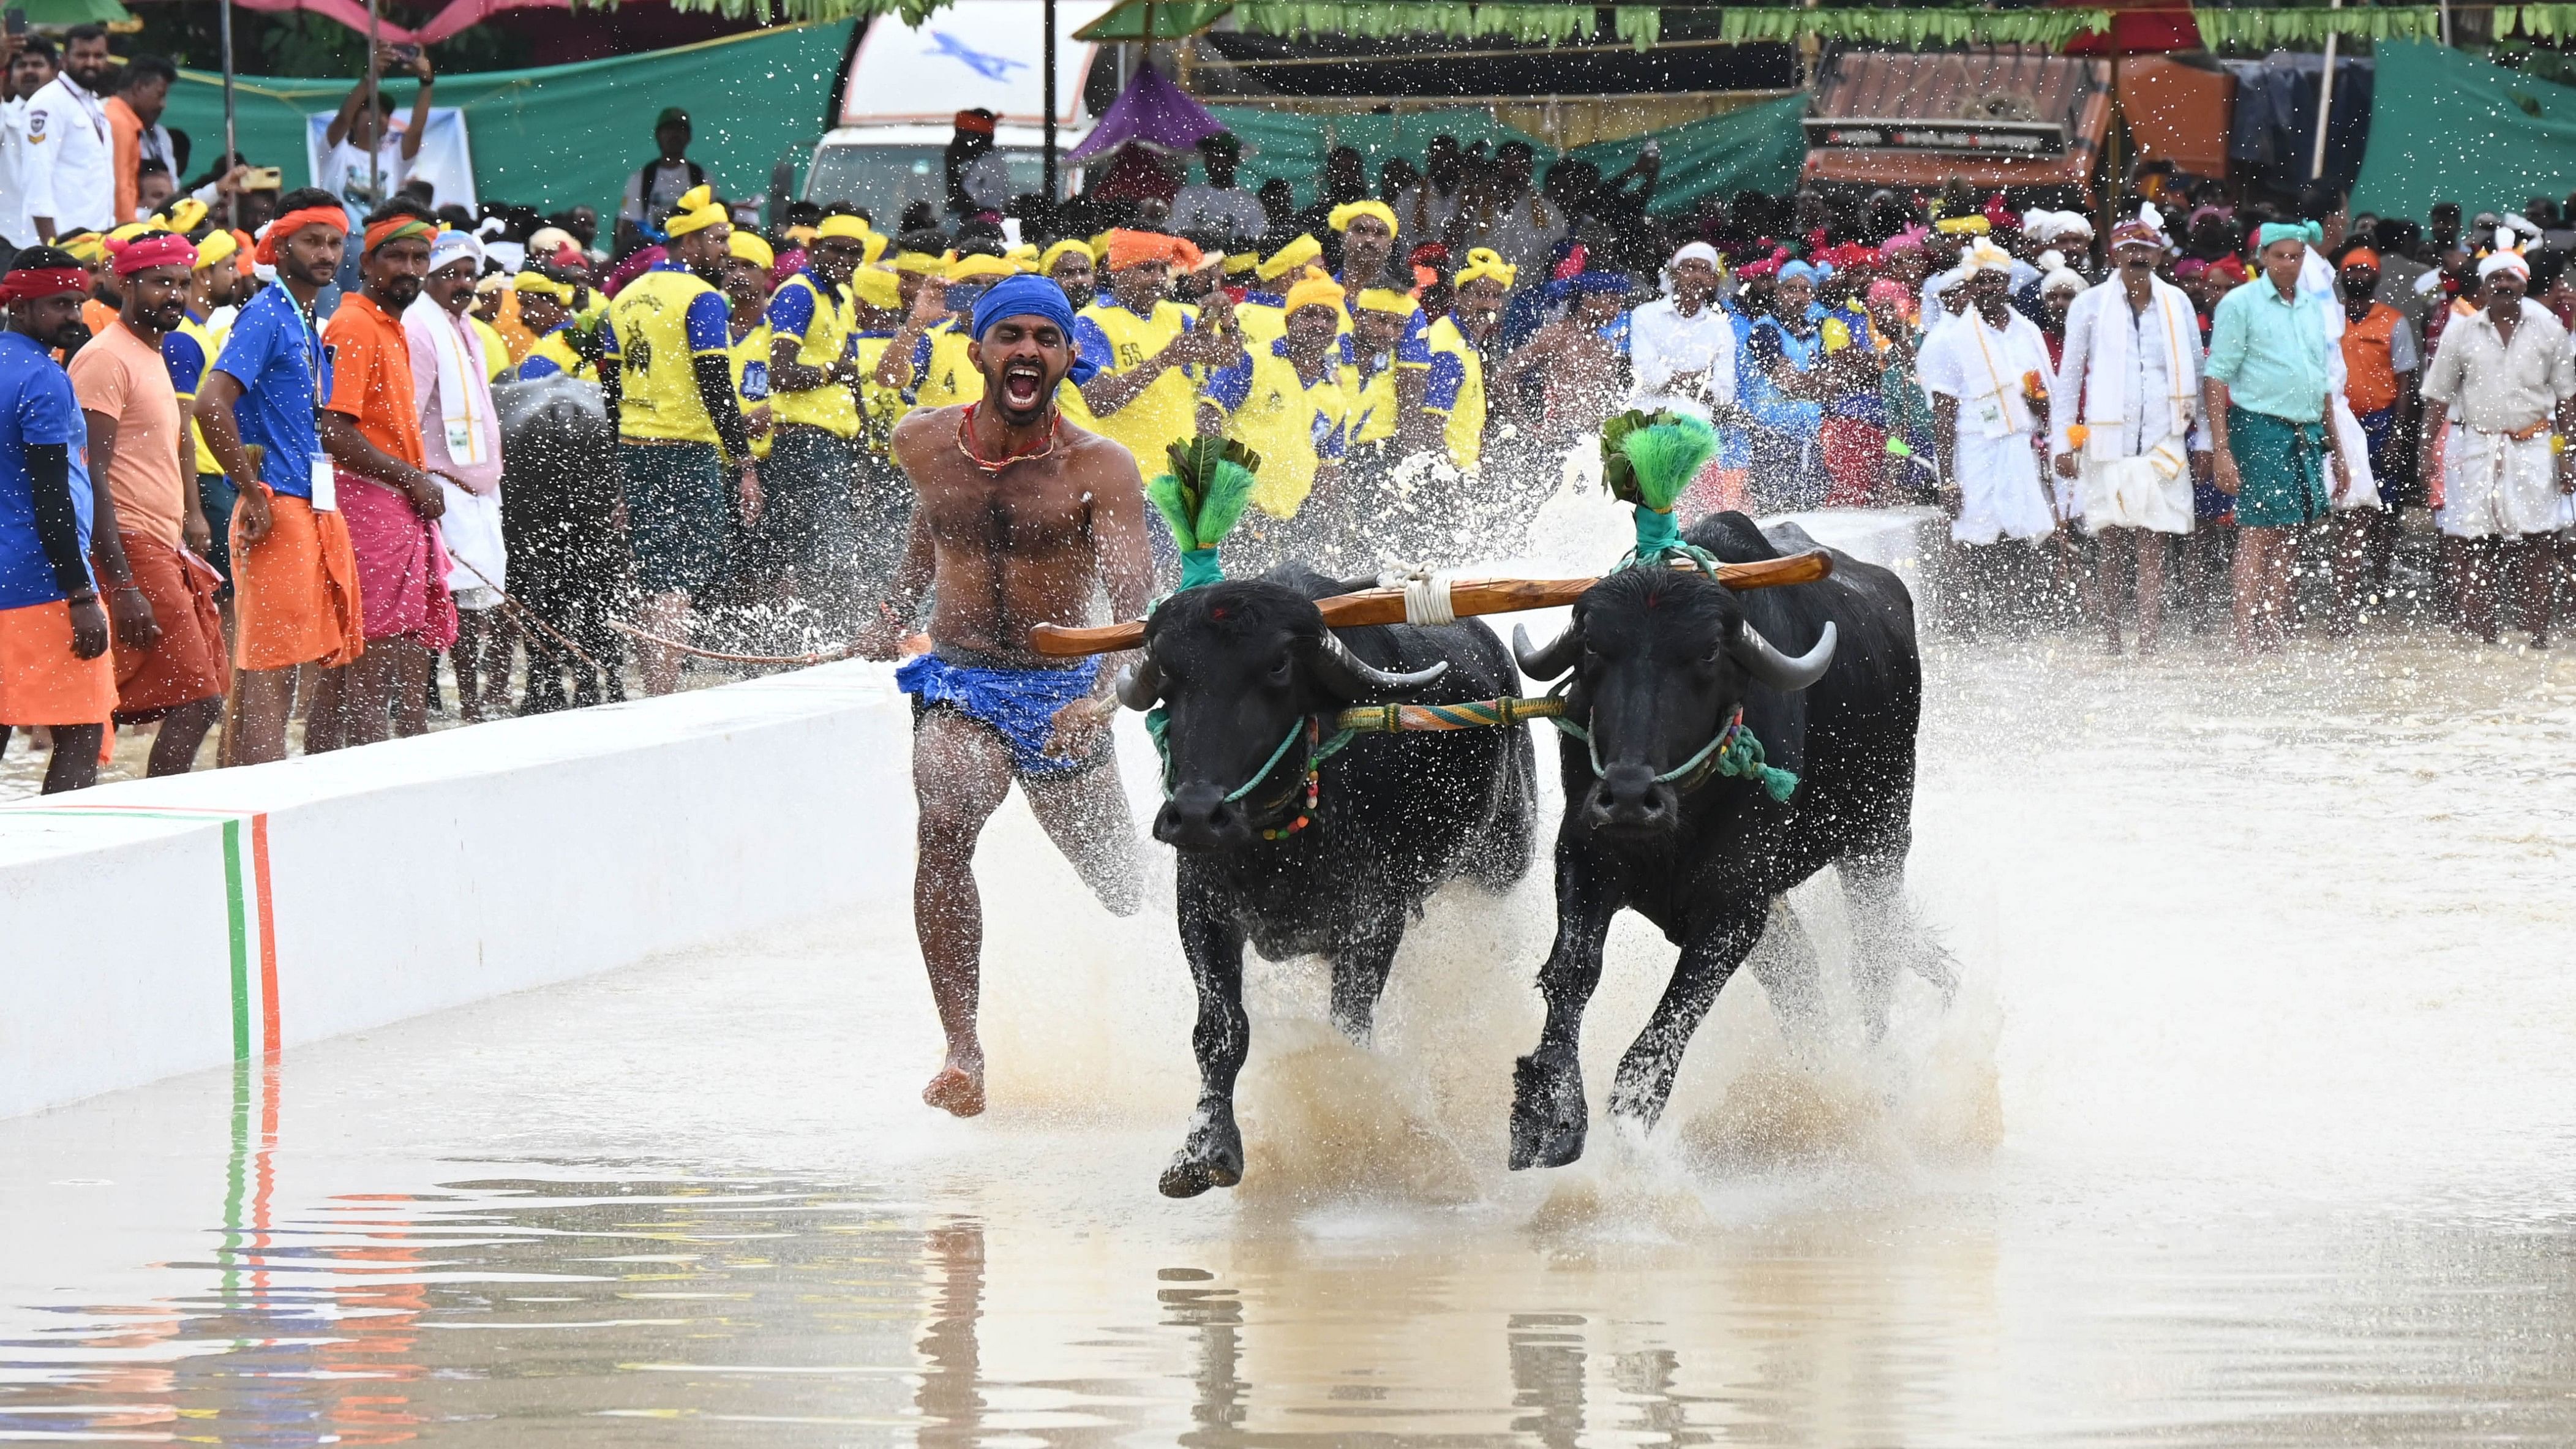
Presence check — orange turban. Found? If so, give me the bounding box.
[1104,228,1184,272]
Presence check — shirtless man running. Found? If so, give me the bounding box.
[859,273,1155,1118]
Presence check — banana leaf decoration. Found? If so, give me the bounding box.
[1145,436,1263,592]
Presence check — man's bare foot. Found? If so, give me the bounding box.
[924,1063,986,1117]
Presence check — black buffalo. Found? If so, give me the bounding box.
[1506,512,1952,1170]
[1123,567,1537,1197]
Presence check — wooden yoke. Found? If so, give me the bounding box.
[1027,550,1834,658]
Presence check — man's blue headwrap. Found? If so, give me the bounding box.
[969,272,1098,384]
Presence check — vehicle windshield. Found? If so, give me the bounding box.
[804,144,1055,222]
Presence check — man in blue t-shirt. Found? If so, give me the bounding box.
[0,247,118,792]
[193,187,362,765]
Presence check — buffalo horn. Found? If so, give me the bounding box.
[1312,629,1449,698]
[1729,619,1838,693]
[1512,621,1579,680]
[1114,657,1163,710]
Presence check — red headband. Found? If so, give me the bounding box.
[0,268,88,303]
[255,206,352,265]
[113,233,198,276]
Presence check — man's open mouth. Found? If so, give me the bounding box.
[1001,365,1045,407]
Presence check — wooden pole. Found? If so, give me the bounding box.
[220,0,239,227]
[1026,551,1838,657]
[2312,0,2344,182]
[364,0,383,201]
[1043,0,1059,211]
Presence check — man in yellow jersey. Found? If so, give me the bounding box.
[1233,232,1321,344]
[1344,287,1413,462]
[1197,273,1354,567]
[1072,228,1242,476]
[857,273,1151,1120]
[1421,261,1494,476]
[846,265,912,592]
[599,184,763,694]
[719,228,775,462]
[1329,201,1437,456]
[161,226,239,592]
[1040,238,1095,309]
[763,213,872,610]
[877,251,1018,412]
[509,270,597,383]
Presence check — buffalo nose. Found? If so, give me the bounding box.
[1585,765,1677,834]
[1154,783,1247,850]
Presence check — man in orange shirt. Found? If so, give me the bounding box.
[105,56,177,227]
[315,200,454,749]
[2336,246,2423,617]
[68,228,226,775]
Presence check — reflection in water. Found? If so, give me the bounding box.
[916,1220,985,1447]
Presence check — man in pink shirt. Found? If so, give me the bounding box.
[69,228,225,774]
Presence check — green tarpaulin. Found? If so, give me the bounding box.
[163,21,854,222]
[2352,39,2576,220]
[1209,92,1806,214]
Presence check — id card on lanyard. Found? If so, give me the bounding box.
[296,296,339,511]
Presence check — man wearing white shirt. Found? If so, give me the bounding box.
[319,45,432,215]
[0,35,59,266]
[1921,240,2058,629]
[23,25,119,243]
[2051,211,2209,653]
[1628,241,1737,422]
[1169,134,1267,245]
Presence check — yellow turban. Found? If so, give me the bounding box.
[192,228,240,271]
[1222,250,1258,277]
[786,225,819,247]
[1282,272,1346,322]
[1328,199,1399,235]
[892,250,942,275]
[1933,214,1991,236]
[1454,246,1517,288]
[1354,287,1416,317]
[513,271,577,301]
[1005,243,1040,272]
[944,252,1016,283]
[815,213,873,244]
[664,183,730,238]
[1087,230,1113,260]
[1040,238,1092,275]
[107,221,154,244]
[160,198,209,235]
[728,230,775,271]
[850,266,902,310]
[1257,233,1323,282]
[61,233,107,265]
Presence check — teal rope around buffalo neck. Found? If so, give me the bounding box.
[1143,707,1358,805]
[1547,702,1800,802]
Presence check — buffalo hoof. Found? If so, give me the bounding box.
[1508,1055,1588,1170]
[1158,1115,1245,1199]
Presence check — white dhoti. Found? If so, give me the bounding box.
[2079,438,2194,536]
[2437,426,2567,538]
[2327,396,2383,512]
[1951,430,2056,544]
[438,481,509,610]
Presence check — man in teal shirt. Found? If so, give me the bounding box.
[2203,220,2349,652]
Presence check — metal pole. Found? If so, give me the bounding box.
[365,0,383,201]
[1043,0,1058,210]
[219,0,239,227]
[2311,0,2342,181]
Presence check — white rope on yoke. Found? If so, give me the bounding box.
[1379,564,1457,628]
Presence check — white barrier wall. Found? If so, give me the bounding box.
[1,664,919,1120]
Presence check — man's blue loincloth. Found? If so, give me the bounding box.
[896,648,1107,778]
